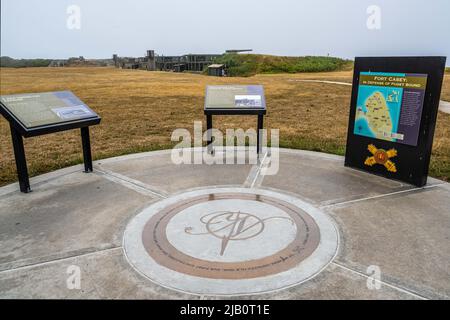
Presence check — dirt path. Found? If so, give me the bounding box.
[288,79,450,114]
[440,100,450,113]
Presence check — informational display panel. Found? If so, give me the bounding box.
[354,72,427,146]
[345,57,446,187]
[205,85,266,110]
[0,91,97,128]
[0,90,101,193]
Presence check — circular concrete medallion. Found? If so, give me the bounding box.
[123,187,338,296]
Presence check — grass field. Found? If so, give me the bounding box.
[1,67,449,186]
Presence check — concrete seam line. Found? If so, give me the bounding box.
[94,166,168,198]
[331,262,428,300]
[243,165,259,188]
[319,183,444,210]
[0,247,122,274]
[94,170,161,198]
[243,151,268,188]
[250,152,269,188]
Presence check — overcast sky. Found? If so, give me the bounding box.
[1,0,449,62]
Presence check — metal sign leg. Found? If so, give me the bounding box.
[206,114,213,154]
[10,125,31,193]
[257,114,264,154]
[81,127,93,173]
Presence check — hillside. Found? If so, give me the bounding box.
[212,54,352,77]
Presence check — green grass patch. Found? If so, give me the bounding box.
[212,54,352,77]
[280,136,346,156]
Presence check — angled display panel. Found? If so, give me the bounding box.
[205,85,266,110]
[0,90,101,193]
[0,91,98,129]
[345,56,446,187]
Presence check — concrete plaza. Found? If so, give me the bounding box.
[0,148,449,299]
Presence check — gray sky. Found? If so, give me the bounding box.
[1,0,449,62]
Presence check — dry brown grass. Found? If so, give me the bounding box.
[1,67,449,186]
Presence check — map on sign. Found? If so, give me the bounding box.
[205,85,266,110]
[0,91,97,128]
[354,72,428,146]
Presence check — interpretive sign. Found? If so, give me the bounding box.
[205,85,266,110]
[345,57,446,187]
[204,85,267,154]
[0,91,101,193]
[0,91,97,129]
[354,72,427,146]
